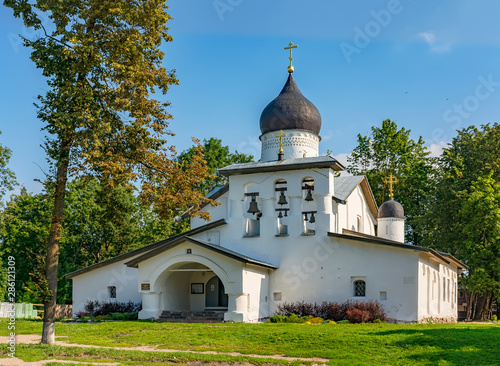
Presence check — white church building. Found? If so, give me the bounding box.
[67,60,465,323]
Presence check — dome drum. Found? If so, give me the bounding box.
[260,130,319,161]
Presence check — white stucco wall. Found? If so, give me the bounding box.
[190,193,228,229]
[71,163,459,324]
[267,236,420,322]
[71,257,141,317]
[134,240,273,322]
[344,185,377,236]
[378,218,405,243]
[417,255,458,322]
[242,265,270,321]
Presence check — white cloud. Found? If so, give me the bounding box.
[418,31,452,53]
[330,152,353,177]
[419,31,436,44]
[427,141,449,157]
[332,152,350,166]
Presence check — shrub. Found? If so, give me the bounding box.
[309,317,324,324]
[268,314,320,323]
[83,300,141,317]
[276,300,386,323]
[75,311,89,319]
[124,312,138,320]
[111,313,126,321]
[337,319,350,324]
[346,308,371,323]
[269,315,287,323]
[287,313,301,323]
[491,315,498,322]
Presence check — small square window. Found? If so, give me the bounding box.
[191,283,204,294]
[273,292,282,301]
[108,286,116,299]
[380,291,387,301]
[354,280,366,297]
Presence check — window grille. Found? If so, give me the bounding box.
[108,286,116,299]
[354,280,366,297]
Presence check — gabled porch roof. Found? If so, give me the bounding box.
[65,219,228,279]
[125,236,278,270]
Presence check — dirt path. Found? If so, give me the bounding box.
[1,334,330,365]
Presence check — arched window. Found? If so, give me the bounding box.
[275,179,289,235]
[354,280,366,297]
[244,183,260,236]
[302,177,316,235]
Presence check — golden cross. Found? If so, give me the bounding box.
[284,42,298,73]
[276,130,286,153]
[384,173,398,198]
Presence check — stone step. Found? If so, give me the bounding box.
[156,318,223,323]
[157,310,225,323]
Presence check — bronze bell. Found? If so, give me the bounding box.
[247,196,260,215]
[309,213,315,223]
[305,187,314,202]
[278,191,288,205]
[303,212,309,221]
[278,210,283,218]
[284,210,288,217]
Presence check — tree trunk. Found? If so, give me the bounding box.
[41,142,70,345]
[466,291,493,321]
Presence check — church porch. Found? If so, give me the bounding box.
[125,236,277,322]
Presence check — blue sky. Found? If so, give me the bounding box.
[1,0,500,194]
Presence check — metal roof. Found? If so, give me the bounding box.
[65,219,228,279]
[219,155,344,176]
[260,73,322,135]
[329,229,467,269]
[125,236,278,270]
[333,176,365,201]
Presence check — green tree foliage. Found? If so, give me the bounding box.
[460,173,500,320]
[0,180,187,304]
[0,188,51,303]
[0,131,17,199]
[347,119,434,245]
[178,138,254,196]
[426,124,500,320]
[5,0,213,343]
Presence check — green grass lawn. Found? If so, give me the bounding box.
[1,320,499,365]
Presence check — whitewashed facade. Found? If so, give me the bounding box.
[67,71,465,323]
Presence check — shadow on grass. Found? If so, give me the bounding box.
[374,325,500,365]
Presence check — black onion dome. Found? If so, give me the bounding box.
[260,74,321,135]
[378,198,405,219]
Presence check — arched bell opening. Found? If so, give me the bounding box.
[274,179,289,236]
[301,177,317,235]
[244,183,261,236]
